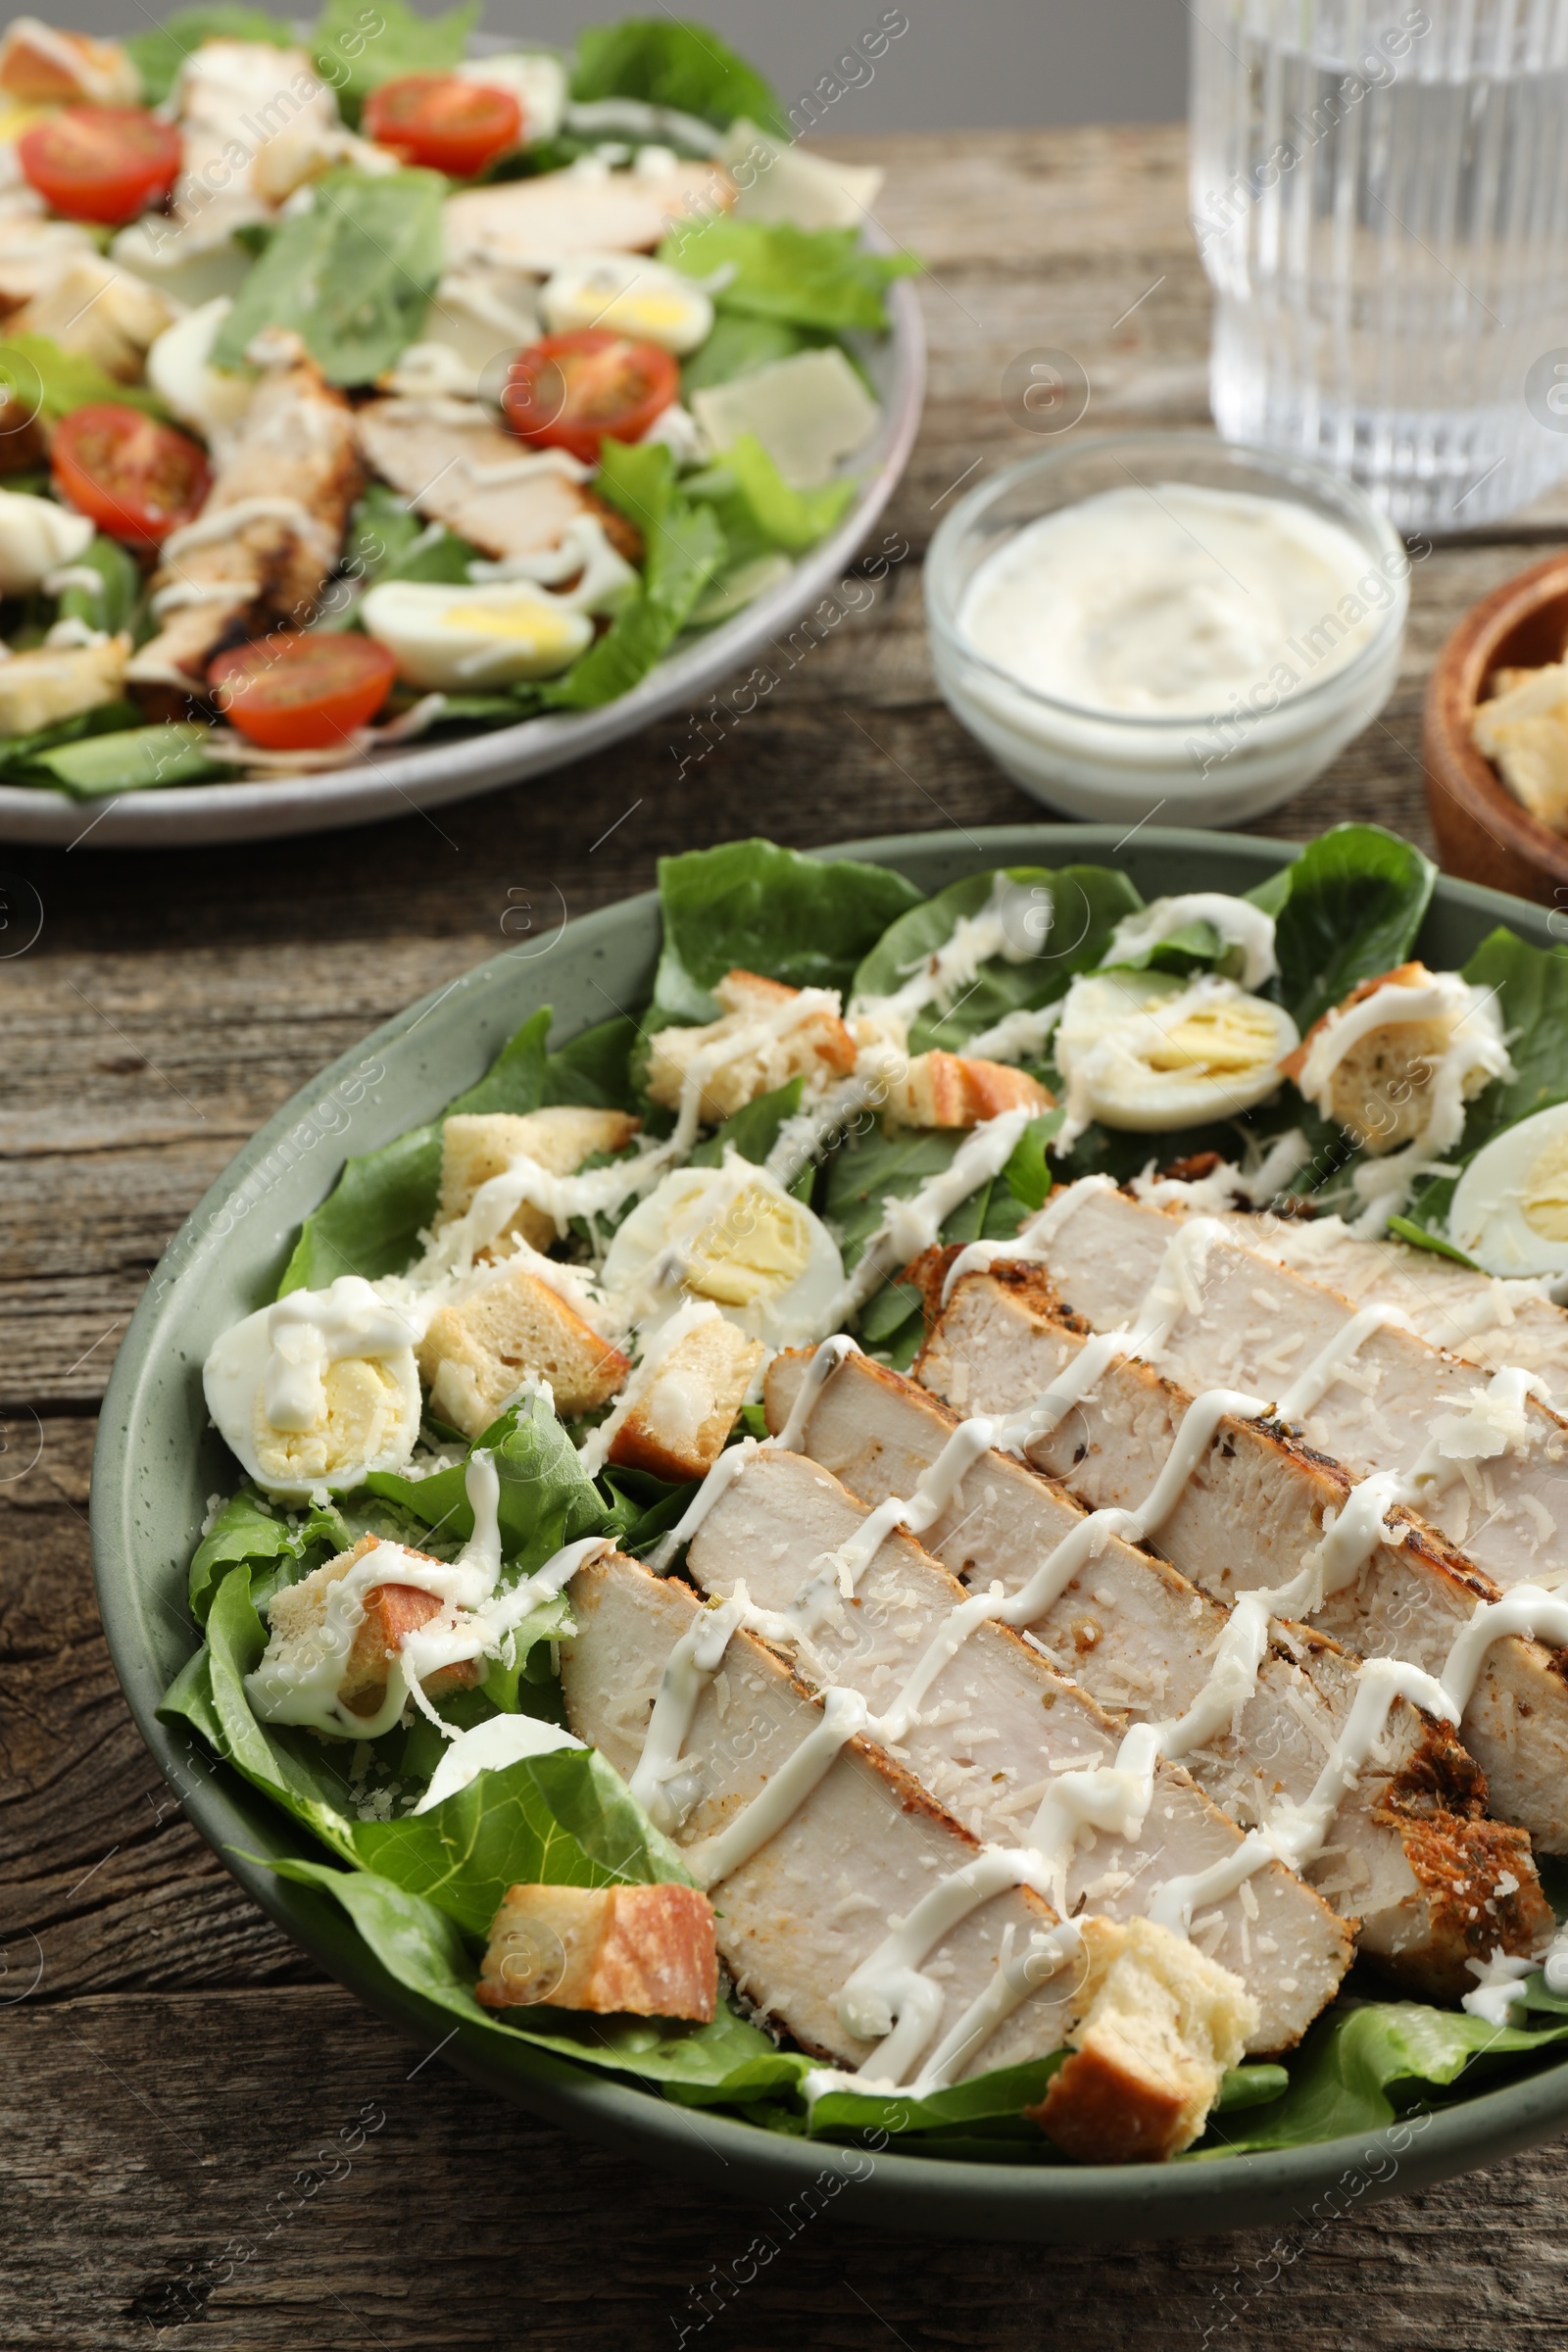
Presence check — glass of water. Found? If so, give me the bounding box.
[1190,0,1568,531]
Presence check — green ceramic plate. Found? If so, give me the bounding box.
[90,823,1568,2241]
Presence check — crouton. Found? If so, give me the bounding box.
[0,632,128,738]
[1283,960,1500,1153]
[417,1262,629,1436]
[263,1534,481,1718]
[1029,1916,1257,2164]
[478,1881,717,2019]
[1474,661,1568,833]
[438,1106,641,1251]
[0,18,140,103]
[645,969,858,1124]
[881,1051,1054,1130]
[608,1315,764,1482]
[13,254,175,382]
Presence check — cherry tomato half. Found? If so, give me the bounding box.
[208,633,398,750]
[363,74,521,177]
[19,105,181,225]
[501,330,679,466]
[51,405,211,548]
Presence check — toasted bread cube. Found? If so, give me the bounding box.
[881,1051,1054,1130]
[13,255,174,382]
[0,634,128,737]
[262,1534,481,1719]
[608,1316,764,1482]
[1283,960,1496,1153]
[478,1881,717,2019]
[417,1262,629,1436]
[1030,1916,1256,2164]
[439,1106,642,1251]
[0,19,140,102]
[646,968,857,1124]
[1473,661,1568,834]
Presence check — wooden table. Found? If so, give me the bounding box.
[8,124,1568,2349]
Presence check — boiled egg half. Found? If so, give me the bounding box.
[1054,969,1299,1135]
[360,579,593,690]
[203,1276,422,1501]
[602,1162,845,1346]
[538,251,714,354]
[1448,1102,1568,1276]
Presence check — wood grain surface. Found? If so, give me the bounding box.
[6,123,1568,2350]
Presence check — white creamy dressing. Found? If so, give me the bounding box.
[262,1279,423,1429]
[956,484,1383,719]
[161,496,332,563]
[835,1106,1038,1321]
[1102,894,1279,990]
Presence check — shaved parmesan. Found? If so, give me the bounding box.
[692,346,879,488]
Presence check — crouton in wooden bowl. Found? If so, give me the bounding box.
[1424,551,1568,906]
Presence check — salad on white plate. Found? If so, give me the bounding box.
[163,825,1568,2167]
[0,8,913,798]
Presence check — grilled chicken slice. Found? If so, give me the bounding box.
[764,1348,1549,1997]
[923,1261,1568,1854]
[444,163,733,274]
[171,40,342,249]
[127,356,364,694]
[1029,1181,1568,1593]
[682,1447,1351,2047]
[354,398,641,566]
[1159,1188,1568,1409]
[564,1551,1252,2152]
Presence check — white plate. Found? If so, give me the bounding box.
[0,272,923,847]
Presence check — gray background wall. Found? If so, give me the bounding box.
[61,0,1191,127]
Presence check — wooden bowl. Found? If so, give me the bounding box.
[1424,551,1568,906]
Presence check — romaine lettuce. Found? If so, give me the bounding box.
[654,836,922,1016]
[662,217,918,333]
[570,16,787,133]
[212,169,444,386]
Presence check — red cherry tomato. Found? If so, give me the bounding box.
[208,633,398,750]
[19,105,181,225]
[51,405,211,548]
[363,74,521,176]
[501,330,679,466]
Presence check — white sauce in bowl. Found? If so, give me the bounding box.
[956,483,1387,719]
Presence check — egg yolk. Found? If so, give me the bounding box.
[252,1356,402,1482]
[683,1184,812,1308]
[440,598,578,650]
[1522,1136,1568,1240]
[1142,997,1283,1077]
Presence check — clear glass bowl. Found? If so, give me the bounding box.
[924,431,1408,827]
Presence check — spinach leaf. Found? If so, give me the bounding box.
[542,1013,641,1110]
[31,722,219,797]
[540,439,722,711]
[662,219,918,333]
[366,1392,610,1572]
[686,434,857,558]
[277,1006,552,1294]
[270,1856,804,2099]
[1261,823,1436,1034]
[570,17,786,134]
[212,169,444,386]
[343,482,480,590]
[0,334,168,423]
[655,837,923,1017]
[126,4,296,107]
[55,535,141,638]
[852,863,1143,1055]
[316,0,478,122]
[188,1489,348,1625]
[0,700,142,783]
[688,1077,804,1168]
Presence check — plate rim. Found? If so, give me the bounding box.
[0,271,924,849]
[88,819,1568,2238]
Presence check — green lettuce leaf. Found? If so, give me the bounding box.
[55,535,141,638]
[851,863,1144,1055]
[686,434,857,558]
[0,701,143,785]
[542,1013,640,1109]
[540,440,722,711]
[681,314,812,397]
[126,5,295,106]
[342,483,479,590]
[29,722,219,797]
[278,1006,552,1294]
[365,1391,610,1573]
[570,17,787,133]
[655,837,923,1017]
[316,0,479,122]
[0,335,168,426]
[269,1856,804,2099]
[1261,823,1436,1035]
[662,218,918,333]
[213,169,444,385]
[188,1490,349,1624]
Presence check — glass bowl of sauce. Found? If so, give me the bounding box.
[924,432,1409,826]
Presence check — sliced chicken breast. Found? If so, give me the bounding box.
[444,163,733,275]
[353,397,638,564]
[763,1347,1549,1997]
[682,1446,1351,2046]
[127,355,363,693]
[923,1261,1568,1855]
